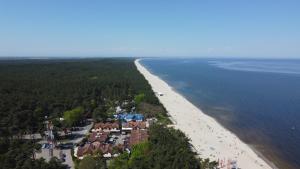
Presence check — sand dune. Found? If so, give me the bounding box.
[135,59,276,169]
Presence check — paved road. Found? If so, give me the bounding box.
[61,119,94,144]
[20,133,42,140]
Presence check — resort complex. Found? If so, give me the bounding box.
[75,108,151,160]
[33,98,155,168]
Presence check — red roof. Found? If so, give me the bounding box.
[88,131,109,143]
[77,143,94,157]
[122,121,147,129]
[129,130,148,147]
[77,142,114,157]
[94,122,119,130]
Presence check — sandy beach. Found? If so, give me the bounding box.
[135,59,276,169]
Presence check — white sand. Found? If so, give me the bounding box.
[135,59,276,169]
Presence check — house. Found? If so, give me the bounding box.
[115,113,144,122]
[76,142,121,159]
[88,131,109,143]
[132,114,144,121]
[122,121,147,132]
[132,121,147,129]
[76,143,94,159]
[92,122,120,133]
[129,130,148,147]
[124,114,135,122]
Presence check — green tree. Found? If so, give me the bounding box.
[108,153,130,169]
[92,106,108,122]
[134,93,145,105]
[63,107,84,127]
[200,159,218,169]
[78,155,105,169]
[128,141,150,169]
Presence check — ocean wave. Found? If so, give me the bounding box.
[209,60,300,75]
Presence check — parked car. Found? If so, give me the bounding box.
[58,143,74,149]
[42,143,50,149]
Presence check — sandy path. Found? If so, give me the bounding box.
[135,59,276,169]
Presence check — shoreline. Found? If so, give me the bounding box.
[135,59,276,169]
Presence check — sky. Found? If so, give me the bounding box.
[0,0,299,58]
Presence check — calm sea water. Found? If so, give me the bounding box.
[141,58,300,169]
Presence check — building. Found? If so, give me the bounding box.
[76,142,122,159]
[76,143,95,159]
[129,130,149,147]
[92,122,120,133]
[115,113,144,122]
[122,121,147,132]
[88,131,109,143]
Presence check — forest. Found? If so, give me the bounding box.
[0,58,215,169]
[0,58,161,137]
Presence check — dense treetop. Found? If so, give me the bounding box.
[0,58,165,168]
[0,58,161,137]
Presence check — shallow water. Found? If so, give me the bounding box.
[141,58,300,169]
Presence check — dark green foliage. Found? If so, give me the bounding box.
[134,93,145,105]
[92,106,109,122]
[126,141,150,169]
[108,152,130,169]
[137,102,171,124]
[63,107,84,127]
[78,155,106,169]
[200,159,218,169]
[21,158,68,169]
[147,125,200,169]
[0,58,160,137]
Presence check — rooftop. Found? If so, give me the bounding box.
[88,131,109,143]
[116,113,144,122]
[94,122,119,130]
[129,130,149,147]
[122,121,147,130]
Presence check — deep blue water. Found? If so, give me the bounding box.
[141,58,300,169]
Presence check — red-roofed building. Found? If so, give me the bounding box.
[76,142,124,159]
[88,131,109,143]
[122,121,147,131]
[129,130,148,147]
[92,122,120,133]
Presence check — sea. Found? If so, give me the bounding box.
[140,58,300,169]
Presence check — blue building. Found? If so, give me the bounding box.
[115,113,144,122]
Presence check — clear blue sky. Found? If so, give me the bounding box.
[0,0,299,58]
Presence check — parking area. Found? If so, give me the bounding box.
[35,148,74,169]
[35,119,94,169]
[109,133,128,145]
[60,120,94,145]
